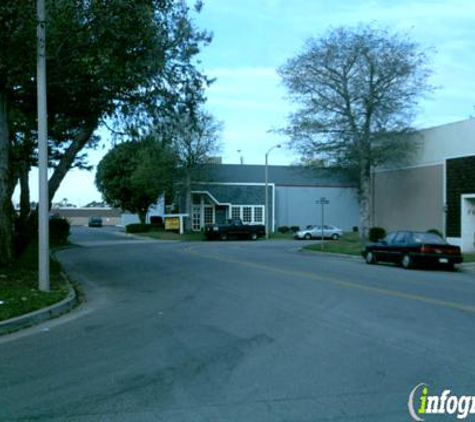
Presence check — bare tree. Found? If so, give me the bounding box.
[149,108,221,230]
[278,25,433,239]
[172,110,222,231]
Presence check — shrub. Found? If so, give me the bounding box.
[126,223,152,233]
[49,217,71,246]
[150,216,164,227]
[369,227,386,242]
[427,228,443,238]
[14,213,70,253]
[352,226,359,232]
[290,226,300,233]
[278,226,290,233]
[14,214,38,256]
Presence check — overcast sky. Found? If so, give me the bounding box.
[21,0,475,205]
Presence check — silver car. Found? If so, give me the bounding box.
[295,224,343,240]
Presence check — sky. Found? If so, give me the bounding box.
[18,0,475,206]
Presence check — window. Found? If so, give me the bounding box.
[384,232,397,243]
[231,207,241,220]
[394,232,408,244]
[191,205,201,231]
[204,206,214,225]
[254,207,263,223]
[230,205,264,224]
[242,207,252,223]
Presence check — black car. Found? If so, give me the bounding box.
[362,231,463,269]
[204,218,265,241]
[88,216,103,227]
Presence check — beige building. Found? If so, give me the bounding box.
[373,119,475,252]
[51,207,122,226]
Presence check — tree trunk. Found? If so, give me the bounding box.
[11,159,35,256]
[359,164,371,241]
[19,159,31,223]
[48,121,97,206]
[138,210,147,224]
[0,90,13,266]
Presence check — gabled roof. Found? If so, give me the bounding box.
[198,164,356,187]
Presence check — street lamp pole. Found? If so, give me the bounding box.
[265,144,281,239]
[37,0,49,291]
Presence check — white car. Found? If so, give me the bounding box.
[295,224,343,240]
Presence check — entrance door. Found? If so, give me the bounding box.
[203,205,215,227]
[461,194,475,252]
[191,205,201,231]
[215,206,228,225]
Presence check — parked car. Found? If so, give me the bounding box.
[205,218,265,241]
[294,225,343,240]
[362,230,463,269]
[88,216,103,228]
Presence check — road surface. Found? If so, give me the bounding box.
[1,227,474,421]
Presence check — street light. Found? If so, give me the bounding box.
[237,149,244,165]
[265,144,281,239]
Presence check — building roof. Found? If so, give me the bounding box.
[200,164,356,187]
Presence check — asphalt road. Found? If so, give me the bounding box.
[1,227,475,421]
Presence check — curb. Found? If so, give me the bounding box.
[0,274,78,336]
[460,263,475,274]
[299,247,362,260]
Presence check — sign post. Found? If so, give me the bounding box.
[316,197,330,251]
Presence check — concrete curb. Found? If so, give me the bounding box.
[460,262,475,274]
[299,247,362,260]
[0,273,78,336]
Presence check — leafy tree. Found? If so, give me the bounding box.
[44,0,212,204]
[278,25,433,239]
[0,0,211,265]
[95,138,177,223]
[0,1,37,265]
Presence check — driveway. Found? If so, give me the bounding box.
[0,227,474,421]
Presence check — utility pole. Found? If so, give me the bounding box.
[37,0,50,291]
[316,197,330,251]
[265,144,281,238]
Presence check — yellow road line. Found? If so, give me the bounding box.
[185,247,475,314]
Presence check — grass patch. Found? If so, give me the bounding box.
[269,232,295,240]
[0,244,69,322]
[303,231,364,256]
[304,234,475,262]
[463,253,475,263]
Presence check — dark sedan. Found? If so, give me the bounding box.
[88,216,103,228]
[362,231,463,269]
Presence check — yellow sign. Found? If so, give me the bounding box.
[165,217,180,231]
